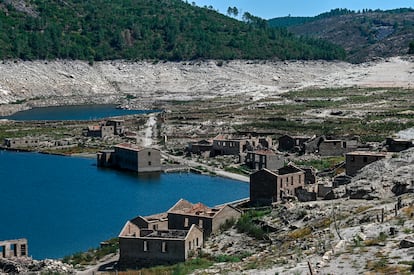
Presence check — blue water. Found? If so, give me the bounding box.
[0,150,248,259]
[1,104,156,121]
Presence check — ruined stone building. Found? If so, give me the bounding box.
[118,199,242,269]
[84,119,125,138]
[119,223,203,268]
[244,150,285,171]
[3,137,40,149]
[167,199,242,238]
[186,139,213,155]
[0,239,28,258]
[278,135,311,153]
[318,139,359,156]
[211,134,272,157]
[97,143,161,173]
[250,165,305,206]
[345,151,389,176]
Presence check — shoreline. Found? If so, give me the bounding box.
[1,147,250,183]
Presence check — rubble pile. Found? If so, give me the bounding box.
[0,257,74,274]
[348,148,414,198]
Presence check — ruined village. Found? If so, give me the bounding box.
[0,56,413,274]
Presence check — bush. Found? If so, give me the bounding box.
[235,210,270,240]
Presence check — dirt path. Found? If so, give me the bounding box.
[141,113,157,147]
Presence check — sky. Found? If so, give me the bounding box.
[189,0,414,19]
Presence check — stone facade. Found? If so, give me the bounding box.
[119,224,203,269]
[187,139,213,155]
[245,150,285,171]
[278,135,311,153]
[3,137,40,149]
[97,143,161,173]
[167,199,242,238]
[84,119,125,138]
[345,151,389,176]
[106,119,125,135]
[250,165,305,206]
[318,139,347,156]
[0,239,28,258]
[211,135,272,157]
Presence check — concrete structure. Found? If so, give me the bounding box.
[3,137,40,149]
[250,165,305,206]
[119,224,203,268]
[0,239,28,258]
[278,135,311,153]
[167,199,242,238]
[245,150,285,171]
[97,143,161,173]
[346,151,389,176]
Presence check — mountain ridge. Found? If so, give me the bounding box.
[269,8,414,62]
[0,0,344,61]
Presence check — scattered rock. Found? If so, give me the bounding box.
[400,239,414,248]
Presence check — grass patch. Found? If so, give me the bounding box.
[354,205,373,214]
[295,156,344,171]
[219,217,236,232]
[235,210,271,240]
[63,238,118,266]
[402,205,414,217]
[364,232,387,246]
[288,227,312,239]
[214,253,247,263]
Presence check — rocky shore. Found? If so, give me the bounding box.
[1,57,413,116]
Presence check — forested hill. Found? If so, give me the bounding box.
[269,8,414,62]
[0,0,345,62]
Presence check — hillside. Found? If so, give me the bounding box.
[269,9,414,62]
[0,0,345,61]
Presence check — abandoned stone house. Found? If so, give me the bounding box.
[211,134,272,157]
[250,165,305,206]
[278,135,311,153]
[3,137,40,149]
[118,199,242,269]
[84,119,125,138]
[106,119,125,135]
[167,199,242,238]
[119,223,203,268]
[97,143,161,173]
[244,150,285,171]
[0,239,28,258]
[345,151,389,176]
[318,139,359,156]
[186,139,213,155]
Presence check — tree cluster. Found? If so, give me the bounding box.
[0,0,346,61]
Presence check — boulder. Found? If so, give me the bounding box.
[400,239,414,248]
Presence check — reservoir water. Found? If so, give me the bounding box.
[0,150,248,259]
[1,104,155,121]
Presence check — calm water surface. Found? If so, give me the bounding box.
[1,104,155,121]
[0,151,248,259]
